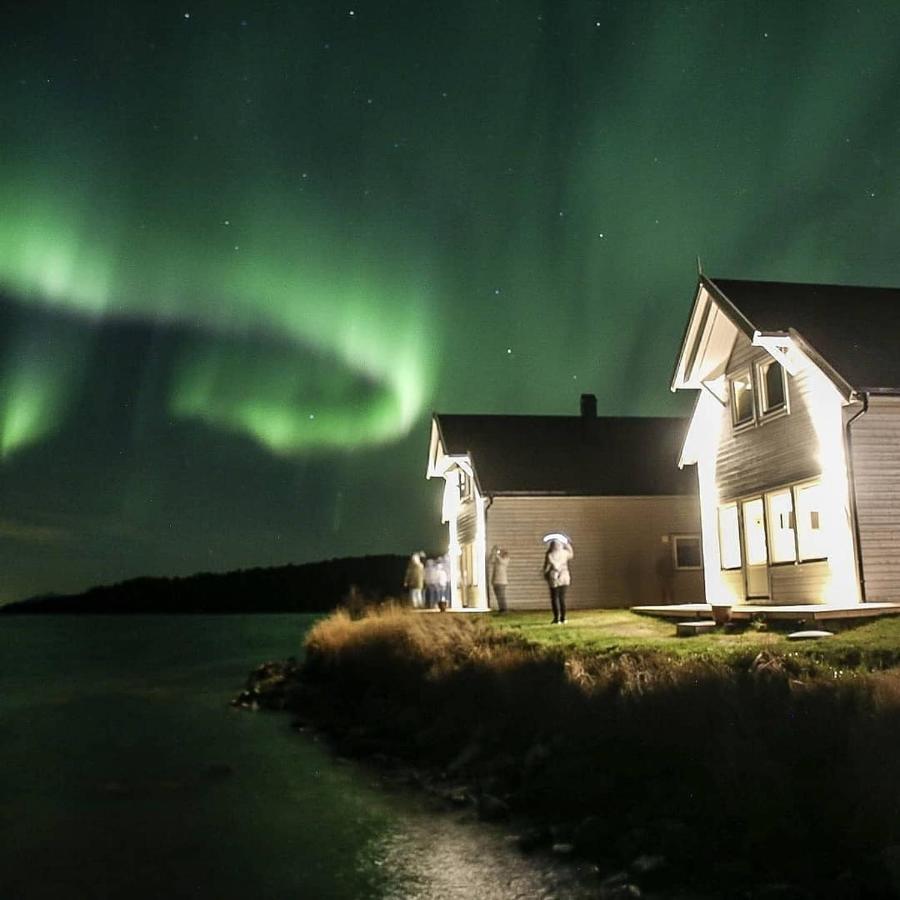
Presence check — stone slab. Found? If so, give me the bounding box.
[676,620,717,637]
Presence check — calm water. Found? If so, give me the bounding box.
[1,615,596,899]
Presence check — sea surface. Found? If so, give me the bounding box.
[1,614,596,899]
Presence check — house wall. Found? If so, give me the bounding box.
[849,395,900,602]
[704,332,858,605]
[485,495,703,610]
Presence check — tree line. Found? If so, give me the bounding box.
[0,554,408,614]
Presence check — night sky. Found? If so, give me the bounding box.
[2,1,899,603]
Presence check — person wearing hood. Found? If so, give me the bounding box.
[403,552,425,608]
[423,557,439,608]
[489,545,511,612]
[543,539,573,624]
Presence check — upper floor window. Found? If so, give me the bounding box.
[758,358,787,415]
[458,470,474,501]
[730,371,754,427]
[729,358,789,430]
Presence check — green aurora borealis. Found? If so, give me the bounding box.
[2,1,899,602]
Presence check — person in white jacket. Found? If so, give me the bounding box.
[489,546,510,612]
[543,540,573,624]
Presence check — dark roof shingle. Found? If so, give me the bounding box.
[707,277,900,392]
[435,414,695,496]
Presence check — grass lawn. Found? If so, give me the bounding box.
[486,607,900,670]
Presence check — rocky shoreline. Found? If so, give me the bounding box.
[234,656,900,900]
[233,608,900,900]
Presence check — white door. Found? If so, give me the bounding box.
[741,497,770,600]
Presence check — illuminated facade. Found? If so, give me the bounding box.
[673,275,900,606]
[426,403,703,610]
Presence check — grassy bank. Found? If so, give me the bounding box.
[261,607,900,896]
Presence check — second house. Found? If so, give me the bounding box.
[426,395,703,610]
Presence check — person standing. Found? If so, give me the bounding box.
[435,556,450,610]
[423,557,438,609]
[403,552,425,608]
[543,539,573,624]
[489,545,511,612]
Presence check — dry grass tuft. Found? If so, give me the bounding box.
[296,605,900,883]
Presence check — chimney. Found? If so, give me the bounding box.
[580,393,597,419]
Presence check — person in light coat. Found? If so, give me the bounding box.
[543,540,573,624]
[489,545,511,612]
[403,552,425,608]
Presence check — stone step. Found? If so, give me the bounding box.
[676,620,717,637]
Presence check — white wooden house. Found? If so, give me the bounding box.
[426,396,703,610]
[672,275,900,608]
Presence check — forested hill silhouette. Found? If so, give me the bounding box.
[0,554,408,614]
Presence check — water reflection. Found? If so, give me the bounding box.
[1,615,598,900]
[358,796,597,900]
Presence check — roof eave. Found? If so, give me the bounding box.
[701,275,758,338]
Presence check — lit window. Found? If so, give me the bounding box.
[717,504,741,570]
[730,371,754,426]
[795,481,826,561]
[758,359,787,415]
[458,470,473,501]
[673,535,702,569]
[766,488,797,563]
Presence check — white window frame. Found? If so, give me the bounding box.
[756,358,789,420]
[671,534,703,570]
[793,479,827,562]
[728,357,791,433]
[717,503,742,571]
[729,369,755,430]
[765,487,797,564]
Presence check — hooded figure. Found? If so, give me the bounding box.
[403,552,425,608]
[489,546,511,612]
[543,540,573,624]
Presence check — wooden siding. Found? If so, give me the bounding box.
[485,495,703,610]
[716,334,821,500]
[457,500,477,545]
[721,569,744,602]
[849,396,900,602]
[769,561,830,604]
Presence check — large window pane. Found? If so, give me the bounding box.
[674,535,702,569]
[718,504,741,570]
[731,372,754,426]
[766,489,797,563]
[796,482,827,560]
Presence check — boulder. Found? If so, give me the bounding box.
[515,826,551,854]
[476,793,510,822]
[598,871,641,899]
[573,814,613,859]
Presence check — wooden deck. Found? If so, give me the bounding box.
[631,602,900,622]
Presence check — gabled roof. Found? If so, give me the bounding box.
[704,276,900,394]
[432,413,696,496]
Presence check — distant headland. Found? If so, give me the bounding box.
[0,555,407,615]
